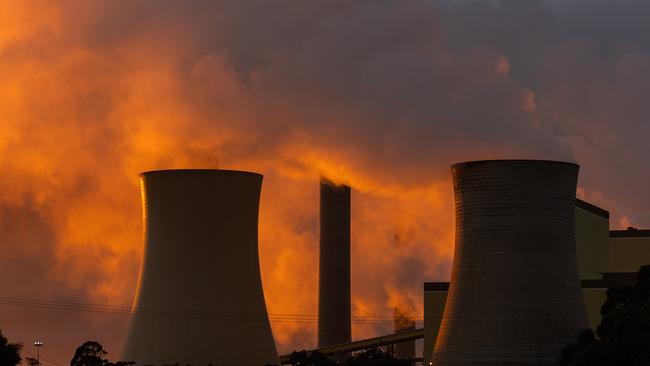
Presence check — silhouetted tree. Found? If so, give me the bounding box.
[70,341,134,366]
[285,348,409,366]
[559,265,650,365]
[287,350,336,366]
[344,348,409,366]
[0,330,22,366]
[71,341,107,366]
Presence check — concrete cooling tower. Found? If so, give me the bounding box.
[318,178,352,348]
[431,160,588,365]
[122,169,278,366]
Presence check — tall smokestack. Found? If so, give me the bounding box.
[318,178,351,348]
[431,160,588,365]
[123,169,278,366]
[394,308,416,363]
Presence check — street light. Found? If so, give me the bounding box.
[34,341,44,365]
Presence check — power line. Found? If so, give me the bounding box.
[1,295,601,324]
[0,296,424,324]
[22,348,65,366]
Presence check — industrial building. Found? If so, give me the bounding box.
[423,180,650,364]
[122,169,278,366]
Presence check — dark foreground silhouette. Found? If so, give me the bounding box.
[559,265,650,365]
[283,348,410,366]
[70,341,133,366]
[0,329,22,366]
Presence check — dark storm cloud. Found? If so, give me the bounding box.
[50,0,574,180]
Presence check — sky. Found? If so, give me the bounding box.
[2,0,650,364]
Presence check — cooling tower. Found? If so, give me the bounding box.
[431,160,588,365]
[318,178,351,348]
[122,169,278,366]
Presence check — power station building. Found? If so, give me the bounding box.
[122,169,278,366]
[119,165,647,365]
[423,163,650,364]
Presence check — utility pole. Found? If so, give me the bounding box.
[34,341,44,365]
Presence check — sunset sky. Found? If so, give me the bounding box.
[2,1,650,364]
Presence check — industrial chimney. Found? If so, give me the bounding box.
[394,308,416,363]
[431,160,588,365]
[122,169,278,366]
[318,178,351,347]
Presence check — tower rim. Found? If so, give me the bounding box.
[140,169,262,178]
[451,159,579,170]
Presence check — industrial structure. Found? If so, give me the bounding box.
[424,197,650,364]
[318,178,352,348]
[277,160,649,365]
[122,169,278,366]
[279,328,424,364]
[431,160,588,365]
[393,308,416,363]
[117,165,648,365]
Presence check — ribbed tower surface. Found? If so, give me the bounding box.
[122,169,278,366]
[431,160,588,365]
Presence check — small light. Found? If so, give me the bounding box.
[34,341,44,347]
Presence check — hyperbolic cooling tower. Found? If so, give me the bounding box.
[431,160,588,365]
[122,169,278,366]
[318,178,351,347]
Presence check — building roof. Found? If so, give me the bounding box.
[575,198,610,219]
[610,228,650,238]
[581,273,637,288]
[424,272,638,291]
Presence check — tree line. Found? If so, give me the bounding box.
[281,348,410,366]
[559,265,650,365]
